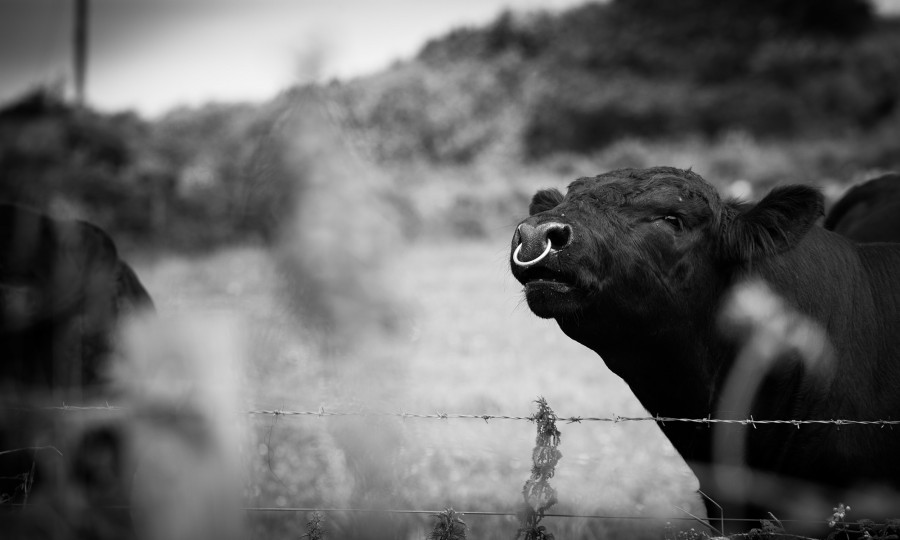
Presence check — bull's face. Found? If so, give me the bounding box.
[510,167,824,329]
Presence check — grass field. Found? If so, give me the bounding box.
[133,236,702,539]
[119,112,892,538]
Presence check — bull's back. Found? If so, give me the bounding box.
[857,243,900,337]
[754,229,900,403]
[815,240,900,480]
[826,173,900,243]
[750,231,900,488]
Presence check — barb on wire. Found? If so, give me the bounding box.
[44,404,123,411]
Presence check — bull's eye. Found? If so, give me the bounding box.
[656,215,683,232]
[664,215,681,228]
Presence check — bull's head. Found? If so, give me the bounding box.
[510,167,823,329]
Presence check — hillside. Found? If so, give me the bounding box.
[341,0,900,160]
[2,0,900,250]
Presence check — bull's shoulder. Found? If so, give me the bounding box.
[856,242,900,283]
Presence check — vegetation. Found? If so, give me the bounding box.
[2,1,899,251]
[4,3,900,538]
[427,508,468,540]
[0,89,280,250]
[516,398,562,540]
[302,512,326,540]
[414,0,898,157]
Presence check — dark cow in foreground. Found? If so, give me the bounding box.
[0,203,153,530]
[0,203,153,392]
[510,167,900,531]
[825,172,900,243]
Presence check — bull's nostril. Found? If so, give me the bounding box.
[547,225,572,250]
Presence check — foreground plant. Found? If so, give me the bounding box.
[428,508,467,540]
[515,397,562,540]
[302,511,325,540]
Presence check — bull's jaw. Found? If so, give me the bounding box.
[523,280,582,319]
[513,250,589,318]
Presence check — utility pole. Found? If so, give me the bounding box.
[73,0,88,107]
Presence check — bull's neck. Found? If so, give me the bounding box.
[559,318,723,420]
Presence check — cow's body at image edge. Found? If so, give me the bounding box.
[0,203,154,391]
[825,172,900,243]
[509,167,900,528]
[0,203,154,522]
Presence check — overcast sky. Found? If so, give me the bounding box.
[2,0,898,117]
[0,0,588,117]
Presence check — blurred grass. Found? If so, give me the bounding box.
[133,238,701,539]
[117,105,892,537]
[76,81,895,537]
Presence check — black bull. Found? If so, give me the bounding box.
[510,167,900,529]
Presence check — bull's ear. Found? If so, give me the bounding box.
[530,188,564,216]
[721,185,824,261]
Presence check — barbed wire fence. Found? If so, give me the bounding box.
[4,400,900,538]
[22,403,900,428]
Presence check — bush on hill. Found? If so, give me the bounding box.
[413,0,899,158]
[0,90,293,250]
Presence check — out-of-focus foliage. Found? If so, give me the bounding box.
[415,0,899,158]
[319,0,900,167]
[1,1,899,250]
[333,57,526,164]
[0,89,289,250]
[0,89,153,236]
[149,101,275,245]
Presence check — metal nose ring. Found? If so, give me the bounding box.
[512,238,552,267]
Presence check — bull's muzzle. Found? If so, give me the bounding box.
[512,238,552,267]
[512,221,572,267]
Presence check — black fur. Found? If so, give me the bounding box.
[0,204,154,389]
[720,185,824,261]
[825,173,900,243]
[0,203,154,509]
[529,188,564,216]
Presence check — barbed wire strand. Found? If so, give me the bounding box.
[7,404,900,427]
[2,404,889,530]
[0,501,863,527]
[241,507,851,526]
